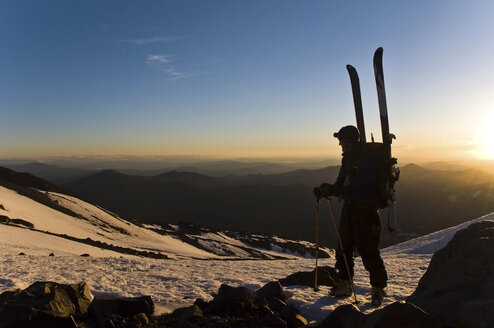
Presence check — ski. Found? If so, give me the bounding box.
[346,65,367,144]
[373,47,400,232]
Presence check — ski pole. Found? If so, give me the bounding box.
[326,197,359,305]
[314,199,320,292]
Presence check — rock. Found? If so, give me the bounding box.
[0,281,93,318]
[171,305,203,322]
[80,253,90,257]
[125,313,150,328]
[0,215,34,228]
[257,281,285,302]
[268,297,286,313]
[407,221,494,328]
[0,305,78,328]
[279,266,338,288]
[88,295,154,318]
[319,303,365,328]
[193,298,209,310]
[49,253,55,256]
[154,283,305,328]
[209,284,261,315]
[10,218,35,228]
[279,305,308,328]
[18,252,25,256]
[364,301,441,328]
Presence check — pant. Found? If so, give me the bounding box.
[334,203,388,288]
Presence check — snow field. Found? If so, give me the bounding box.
[0,251,429,323]
[1,182,493,323]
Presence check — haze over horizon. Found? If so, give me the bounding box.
[2,1,494,163]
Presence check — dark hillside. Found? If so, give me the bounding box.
[66,163,494,248]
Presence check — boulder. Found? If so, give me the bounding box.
[267,297,286,313]
[279,266,338,288]
[279,304,308,328]
[256,281,285,301]
[407,221,494,328]
[209,284,264,315]
[171,304,203,322]
[318,304,365,328]
[0,281,93,317]
[0,281,92,328]
[364,301,441,328]
[88,295,154,318]
[0,306,78,328]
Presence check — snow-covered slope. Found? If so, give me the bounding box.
[2,180,492,323]
[0,185,330,260]
[0,186,215,259]
[383,212,494,255]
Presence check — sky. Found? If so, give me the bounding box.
[1,0,494,163]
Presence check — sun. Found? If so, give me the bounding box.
[476,116,494,159]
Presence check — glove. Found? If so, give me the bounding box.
[313,187,323,200]
[319,183,337,198]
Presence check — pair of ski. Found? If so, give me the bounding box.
[347,47,400,232]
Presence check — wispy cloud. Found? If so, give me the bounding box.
[116,36,184,45]
[162,67,198,81]
[146,54,197,81]
[146,54,174,65]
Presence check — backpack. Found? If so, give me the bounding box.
[362,142,399,209]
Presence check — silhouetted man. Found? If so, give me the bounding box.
[314,125,387,306]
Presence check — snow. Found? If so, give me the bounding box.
[383,212,494,255]
[0,186,216,259]
[1,184,493,323]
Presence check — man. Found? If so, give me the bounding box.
[314,125,387,306]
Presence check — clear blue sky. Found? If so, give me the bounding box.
[1,0,493,161]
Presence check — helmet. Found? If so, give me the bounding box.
[333,125,360,142]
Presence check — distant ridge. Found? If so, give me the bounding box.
[4,162,93,184]
[0,166,70,195]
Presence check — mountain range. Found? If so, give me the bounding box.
[0,166,330,260]
[1,164,493,327]
[62,163,494,248]
[3,161,494,249]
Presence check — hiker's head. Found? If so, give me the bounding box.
[333,125,359,152]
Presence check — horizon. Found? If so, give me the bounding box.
[2,154,494,173]
[2,1,494,162]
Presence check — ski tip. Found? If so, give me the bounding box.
[346,64,355,71]
[373,47,383,64]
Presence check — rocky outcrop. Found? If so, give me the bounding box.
[156,282,307,328]
[0,215,35,228]
[407,220,494,328]
[319,301,441,328]
[0,281,92,328]
[318,220,494,328]
[280,266,338,288]
[0,281,307,328]
[0,281,154,328]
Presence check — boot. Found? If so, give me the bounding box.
[371,286,385,306]
[330,279,352,298]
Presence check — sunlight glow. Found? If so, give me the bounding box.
[477,115,494,159]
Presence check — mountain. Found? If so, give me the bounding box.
[64,163,494,248]
[0,166,71,194]
[1,191,492,325]
[0,169,330,260]
[3,162,94,185]
[65,169,323,246]
[3,158,337,180]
